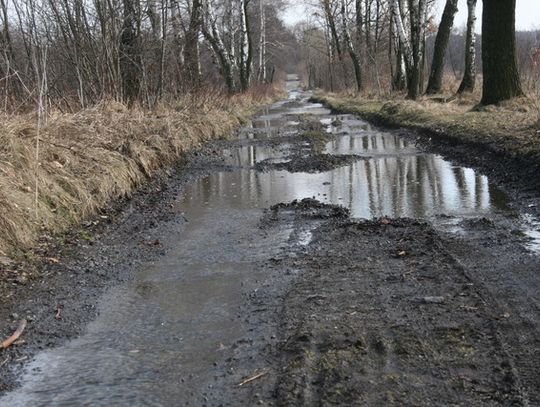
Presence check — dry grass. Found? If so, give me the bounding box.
[314,89,540,166]
[0,85,281,257]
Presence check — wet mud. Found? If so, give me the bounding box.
[255,153,363,173]
[269,213,537,405]
[0,76,539,406]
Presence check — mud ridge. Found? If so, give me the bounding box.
[255,154,364,173]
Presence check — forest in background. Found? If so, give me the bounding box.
[0,0,538,114]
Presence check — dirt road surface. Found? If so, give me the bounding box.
[0,76,539,406]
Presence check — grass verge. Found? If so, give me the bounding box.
[0,86,281,259]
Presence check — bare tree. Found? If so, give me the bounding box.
[425,0,458,94]
[201,0,237,92]
[341,0,363,91]
[257,0,267,82]
[184,0,203,86]
[457,0,477,94]
[239,0,253,90]
[120,0,142,104]
[406,0,428,99]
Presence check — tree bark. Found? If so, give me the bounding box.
[406,0,427,99]
[202,0,236,93]
[481,0,524,105]
[457,0,477,93]
[341,0,362,91]
[257,0,266,82]
[426,0,458,94]
[120,0,141,104]
[184,0,202,87]
[323,0,343,60]
[239,0,253,91]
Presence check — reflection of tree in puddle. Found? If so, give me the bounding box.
[179,153,505,220]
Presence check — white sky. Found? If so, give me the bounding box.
[283,0,540,31]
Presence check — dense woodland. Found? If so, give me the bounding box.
[0,0,538,112]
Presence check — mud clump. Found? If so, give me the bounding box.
[272,198,349,217]
[266,198,349,222]
[255,153,363,173]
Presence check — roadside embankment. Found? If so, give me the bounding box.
[0,87,280,260]
[312,93,540,190]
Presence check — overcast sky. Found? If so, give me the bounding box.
[283,0,540,31]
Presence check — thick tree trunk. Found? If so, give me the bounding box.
[457,0,477,93]
[425,0,458,94]
[481,0,524,105]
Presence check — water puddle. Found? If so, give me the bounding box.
[222,144,291,167]
[178,158,506,219]
[522,214,540,252]
[3,74,538,407]
[323,132,418,157]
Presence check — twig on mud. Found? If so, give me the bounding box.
[0,357,9,367]
[0,320,27,349]
[55,304,64,320]
[238,372,267,387]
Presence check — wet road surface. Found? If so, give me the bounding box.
[2,75,539,406]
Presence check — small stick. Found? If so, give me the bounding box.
[238,372,267,387]
[55,304,64,320]
[1,320,27,349]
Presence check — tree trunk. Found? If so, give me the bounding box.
[323,0,343,60]
[457,0,477,93]
[406,0,427,100]
[184,0,202,87]
[390,0,412,66]
[341,0,362,91]
[120,0,141,104]
[481,0,524,105]
[257,0,266,82]
[355,0,362,44]
[389,0,409,91]
[239,0,253,91]
[426,0,458,94]
[202,0,236,93]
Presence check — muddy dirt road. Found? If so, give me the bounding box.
[1,76,539,406]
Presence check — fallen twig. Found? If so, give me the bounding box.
[238,372,267,387]
[55,304,64,320]
[1,320,27,349]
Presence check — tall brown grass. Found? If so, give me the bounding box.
[0,85,281,257]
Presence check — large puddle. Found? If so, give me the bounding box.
[181,158,506,220]
[2,75,539,406]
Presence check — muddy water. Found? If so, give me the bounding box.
[2,76,538,406]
